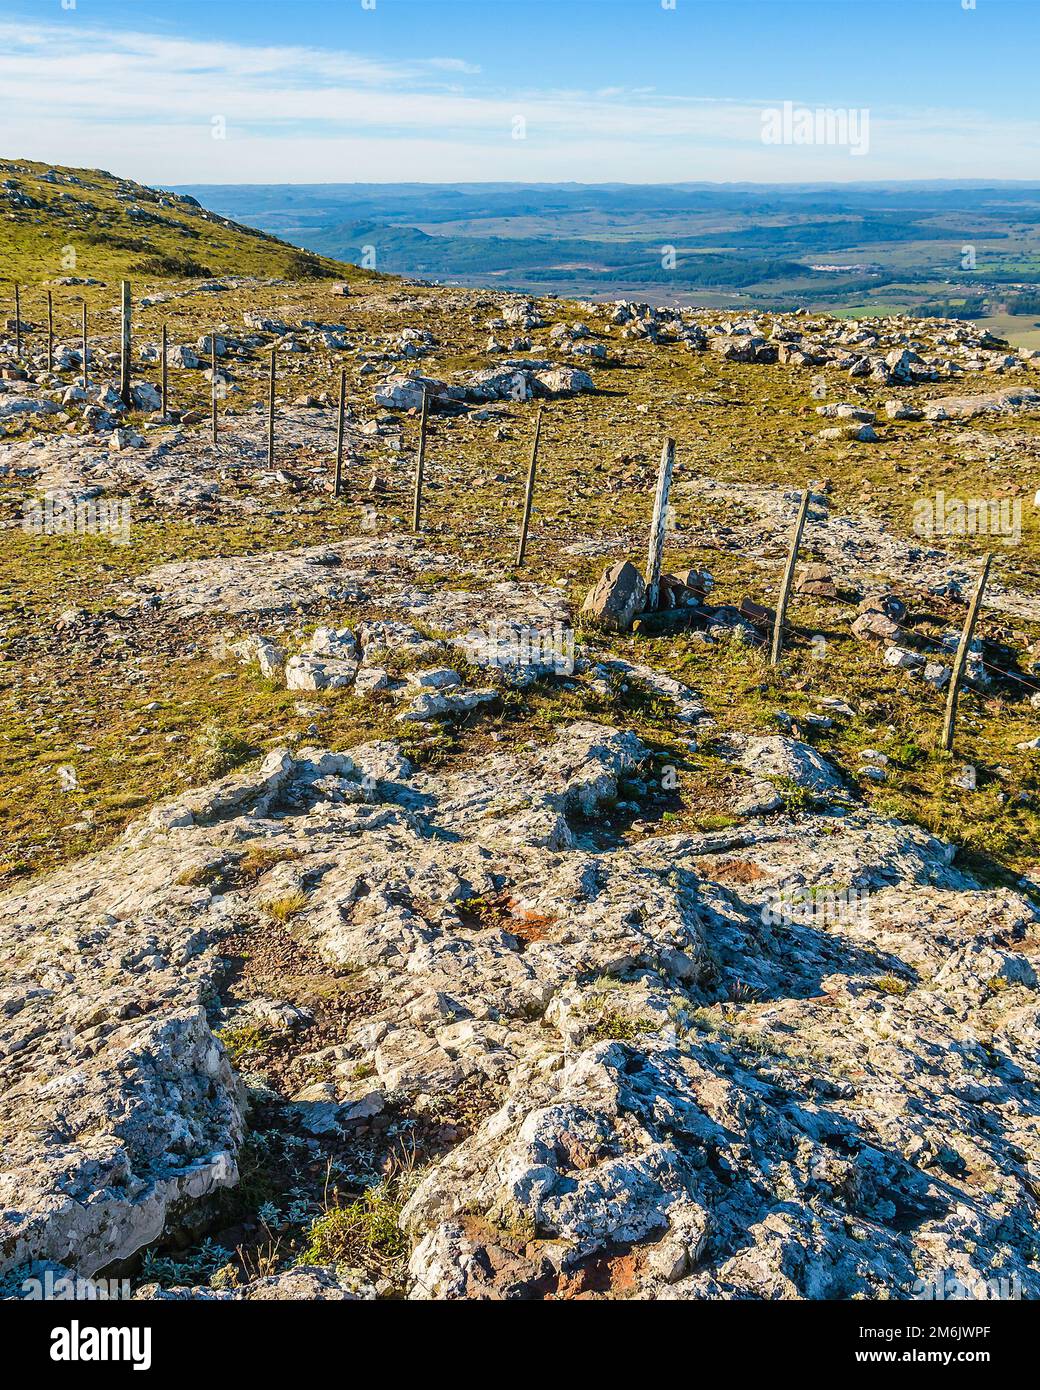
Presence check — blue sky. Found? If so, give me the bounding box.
[1,0,1037,183]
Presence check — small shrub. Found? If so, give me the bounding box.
[261,890,310,922]
[191,721,254,780]
[216,1022,276,1065]
[134,252,213,278]
[770,776,817,814]
[871,974,910,996]
[138,1238,229,1290]
[297,1183,406,1269]
[175,861,226,888]
[583,1007,654,1045]
[237,844,300,880]
[284,250,327,279]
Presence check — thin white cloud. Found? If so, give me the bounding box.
[0,18,1036,183]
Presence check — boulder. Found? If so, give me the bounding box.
[196,334,227,358]
[131,381,162,412]
[374,374,458,411]
[168,344,200,369]
[884,399,923,420]
[580,561,646,632]
[462,368,533,403]
[795,563,838,599]
[851,610,901,643]
[533,366,596,397]
[818,423,878,443]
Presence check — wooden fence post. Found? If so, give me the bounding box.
[210,335,218,446]
[46,290,53,373]
[14,283,21,361]
[119,280,131,407]
[267,348,276,468]
[334,368,346,497]
[411,387,429,533]
[769,486,812,667]
[645,437,675,611]
[161,323,168,417]
[941,552,992,753]
[515,406,543,567]
[81,299,88,390]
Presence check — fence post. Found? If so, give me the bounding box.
[941,552,993,753]
[210,336,219,445]
[516,406,543,568]
[46,290,53,373]
[161,323,168,417]
[411,386,429,533]
[81,299,88,390]
[14,283,21,361]
[119,280,131,407]
[769,486,812,667]
[645,437,675,611]
[334,368,347,497]
[267,348,276,468]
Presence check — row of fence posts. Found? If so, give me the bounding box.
[8,279,553,564]
[11,280,88,388]
[7,279,996,752]
[769,483,993,755]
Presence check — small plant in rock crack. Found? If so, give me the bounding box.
[216,1021,281,1065]
[583,1008,656,1044]
[296,1158,417,1275]
[727,978,763,1004]
[769,775,819,814]
[175,859,227,889]
[261,889,310,922]
[137,1237,230,1291]
[236,844,302,880]
[870,974,911,996]
[581,986,656,1045]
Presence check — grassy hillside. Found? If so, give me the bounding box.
[4,157,1040,900]
[0,158,365,287]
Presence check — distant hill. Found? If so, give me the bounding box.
[292,219,806,291]
[0,159,363,286]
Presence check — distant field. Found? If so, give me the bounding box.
[978,311,1040,350]
[180,180,1040,329]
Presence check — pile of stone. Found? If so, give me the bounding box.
[374,363,596,412]
[580,558,744,639]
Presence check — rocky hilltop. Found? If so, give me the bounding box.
[3,164,1040,1301]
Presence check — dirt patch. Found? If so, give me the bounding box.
[711,858,770,884]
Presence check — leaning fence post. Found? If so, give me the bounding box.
[516,406,543,567]
[645,437,675,611]
[46,290,53,373]
[119,280,131,407]
[81,299,88,390]
[267,347,276,468]
[161,323,168,417]
[210,335,218,446]
[333,368,347,497]
[941,552,992,753]
[769,486,812,667]
[14,283,21,361]
[411,386,429,533]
